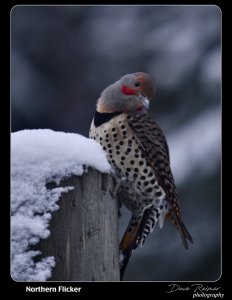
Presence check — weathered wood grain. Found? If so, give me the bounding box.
[37,169,119,281]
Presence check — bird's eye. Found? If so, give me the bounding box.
[135,82,140,87]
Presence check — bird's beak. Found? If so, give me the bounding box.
[139,94,150,110]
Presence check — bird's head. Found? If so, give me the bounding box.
[97,72,156,115]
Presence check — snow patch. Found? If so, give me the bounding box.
[168,106,221,183]
[200,47,221,85]
[11,129,111,281]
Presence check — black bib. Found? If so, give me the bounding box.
[94,111,123,127]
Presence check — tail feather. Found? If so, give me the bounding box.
[119,209,152,280]
[166,211,193,249]
[180,220,194,244]
[120,208,193,280]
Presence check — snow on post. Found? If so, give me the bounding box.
[11,129,119,281]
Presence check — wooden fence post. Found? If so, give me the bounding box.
[36,168,120,281]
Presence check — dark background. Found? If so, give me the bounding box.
[11,5,221,281]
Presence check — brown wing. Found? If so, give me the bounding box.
[127,114,193,249]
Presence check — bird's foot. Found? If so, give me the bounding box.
[110,179,121,198]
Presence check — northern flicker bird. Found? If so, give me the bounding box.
[89,72,193,280]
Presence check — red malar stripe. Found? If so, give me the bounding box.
[121,85,137,95]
